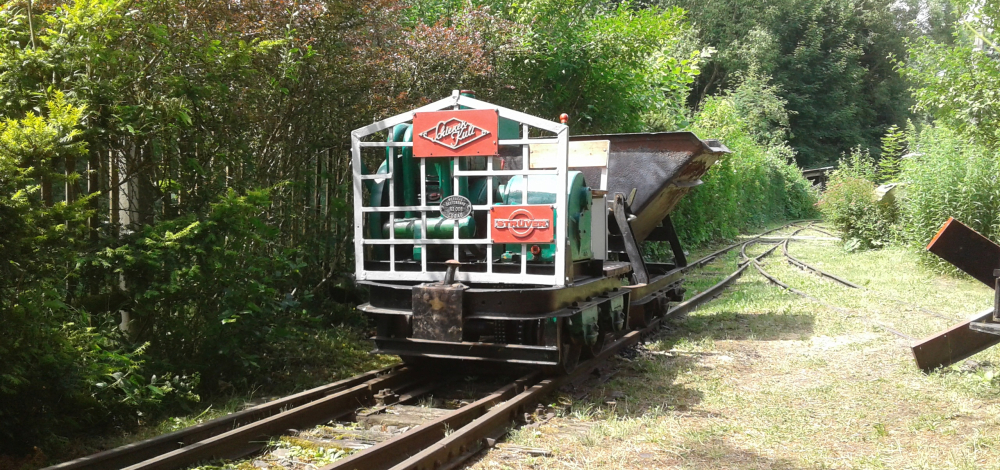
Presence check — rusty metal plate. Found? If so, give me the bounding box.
[926,217,1000,287]
[570,132,728,242]
[490,205,555,244]
[412,109,498,158]
[911,309,999,371]
[412,283,464,342]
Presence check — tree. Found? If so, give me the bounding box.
[656,0,925,166]
[903,0,1000,149]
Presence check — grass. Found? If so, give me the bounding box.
[470,222,1000,469]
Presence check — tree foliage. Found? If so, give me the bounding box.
[655,0,937,165]
[902,0,1000,149]
[670,76,818,246]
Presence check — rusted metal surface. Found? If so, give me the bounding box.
[911,309,997,371]
[645,215,687,267]
[781,236,861,288]
[801,166,834,188]
[363,273,626,319]
[43,366,402,470]
[909,218,1000,370]
[322,374,536,470]
[667,264,749,318]
[611,193,648,284]
[412,283,465,342]
[373,337,560,365]
[781,230,957,323]
[571,132,729,242]
[926,217,1000,288]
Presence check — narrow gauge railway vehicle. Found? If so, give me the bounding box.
[352,91,728,372]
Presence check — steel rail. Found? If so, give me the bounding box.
[730,228,915,340]
[675,220,815,273]
[320,373,539,470]
[48,367,418,470]
[748,257,915,341]
[789,222,838,238]
[320,225,815,470]
[666,239,781,318]
[44,366,406,470]
[780,228,861,288]
[121,368,421,470]
[376,322,661,470]
[780,229,959,322]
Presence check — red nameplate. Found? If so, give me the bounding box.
[490,205,554,243]
[412,109,499,158]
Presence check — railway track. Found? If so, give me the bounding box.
[45,221,824,470]
[736,222,962,345]
[47,328,663,470]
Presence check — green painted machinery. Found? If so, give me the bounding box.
[497,172,593,263]
[365,125,595,266]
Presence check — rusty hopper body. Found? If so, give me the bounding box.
[572,132,728,243]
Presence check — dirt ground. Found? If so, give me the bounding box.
[468,223,1000,470]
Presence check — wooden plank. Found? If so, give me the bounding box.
[358,405,454,428]
[911,309,998,371]
[926,217,1000,287]
[529,140,609,169]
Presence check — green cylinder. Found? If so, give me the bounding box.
[385,216,475,239]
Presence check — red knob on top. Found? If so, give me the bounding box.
[559,113,569,124]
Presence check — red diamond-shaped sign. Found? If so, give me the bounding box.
[413,109,499,158]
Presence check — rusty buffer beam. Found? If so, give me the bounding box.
[911,218,1000,371]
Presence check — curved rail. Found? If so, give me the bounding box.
[734,227,915,341]
[779,227,959,322]
[45,366,409,470]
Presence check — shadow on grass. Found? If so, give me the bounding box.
[667,310,816,342]
[675,438,804,469]
[579,352,707,414]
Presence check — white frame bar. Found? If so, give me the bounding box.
[351,91,570,286]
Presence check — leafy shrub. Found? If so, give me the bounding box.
[817,147,898,250]
[818,175,897,250]
[0,94,184,454]
[91,188,315,389]
[897,123,1000,266]
[508,0,704,133]
[668,76,818,248]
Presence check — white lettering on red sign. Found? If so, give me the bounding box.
[418,118,491,150]
[493,209,551,238]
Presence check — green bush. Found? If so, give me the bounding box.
[0,94,181,454]
[667,76,818,248]
[818,176,898,251]
[897,123,1000,263]
[817,147,898,250]
[91,188,317,389]
[505,0,704,133]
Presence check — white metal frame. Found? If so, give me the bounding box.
[351,90,570,286]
